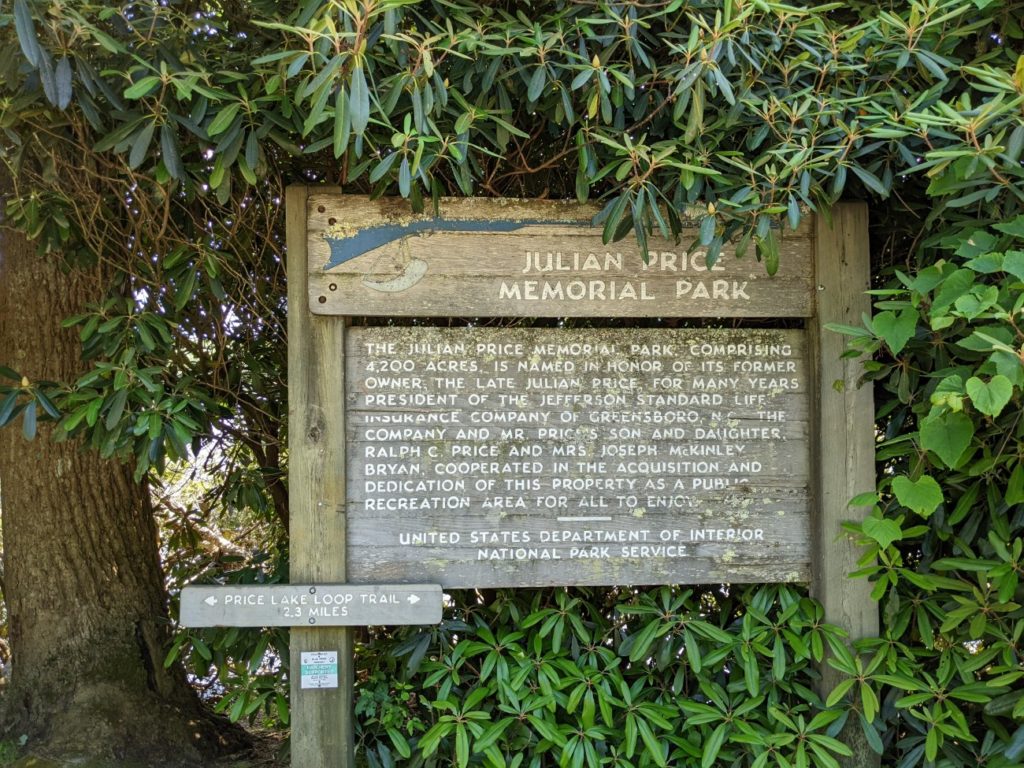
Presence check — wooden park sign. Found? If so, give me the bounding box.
[286,191,876,768]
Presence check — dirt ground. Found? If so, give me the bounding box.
[3,730,289,768]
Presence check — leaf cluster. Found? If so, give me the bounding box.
[832,215,1024,764]
[357,585,855,768]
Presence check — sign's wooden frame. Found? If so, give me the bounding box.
[286,187,877,768]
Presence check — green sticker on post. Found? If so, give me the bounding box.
[300,651,338,689]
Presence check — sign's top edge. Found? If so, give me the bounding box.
[308,194,601,228]
[305,193,816,234]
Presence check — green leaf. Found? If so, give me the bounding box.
[919,411,975,468]
[931,557,997,572]
[1006,725,1024,762]
[21,402,36,440]
[683,627,702,674]
[758,231,779,276]
[850,165,887,196]
[333,87,351,158]
[825,678,856,707]
[699,214,716,246]
[891,475,943,518]
[105,388,128,431]
[489,115,532,140]
[350,65,370,136]
[34,390,60,419]
[527,66,546,102]
[1002,251,1024,281]
[957,326,1014,352]
[129,122,156,169]
[13,0,42,67]
[124,75,161,100]
[955,230,999,258]
[1006,124,1024,163]
[303,52,344,100]
[207,102,241,137]
[701,723,728,768]
[0,391,19,427]
[860,681,879,723]
[966,375,1013,417]
[994,215,1024,238]
[636,717,667,768]
[368,152,397,183]
[601,194,630,246]
[861,517,903,549]
[908,264,947,294]
[160,124,184,180]
[55,56,72,109]
[37,50,58,107]
[915,51,948,81]
[848,491,879,507]
[787,196,800,231]
[872,309,917,355]
[965,252,1003,273]
[1007,464,1024,505]
[627,617,662,662]
[772,636,786,680]
[386,727,411,759]
[954,285,998,319]
[932,268,975,314]
[398,156,411,197]
[175,270,198,310]
[238,155,257,185]
[245,129,259,170]
[527,714,566,746]
[229,692,246,723]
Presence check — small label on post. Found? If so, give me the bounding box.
[300,651,338,689]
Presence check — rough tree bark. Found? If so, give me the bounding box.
[0,181,244,765]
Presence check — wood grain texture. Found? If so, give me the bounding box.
[287,186,355,768]
[809,203,879,768]
[345,327,811,587]
[307,195,815,318]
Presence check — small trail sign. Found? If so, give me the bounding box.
[180,584,443,627]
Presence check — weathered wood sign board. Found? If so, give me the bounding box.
[287,190,877,768]
[307,196,814,318]
[180,584,443,627]
[346,326,810,587]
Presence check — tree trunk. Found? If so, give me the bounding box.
[0,186,244,764]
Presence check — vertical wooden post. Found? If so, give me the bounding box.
[810,203,879,767]
[286,185,354,768]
